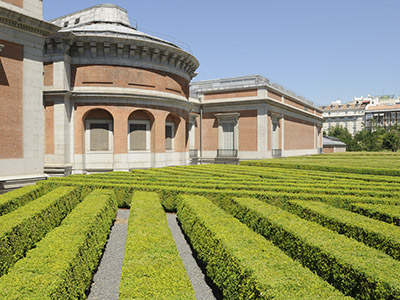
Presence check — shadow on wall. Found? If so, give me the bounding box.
[0,60,9,86]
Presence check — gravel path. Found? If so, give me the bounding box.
[166,213,222,300]
[87,209,130,300]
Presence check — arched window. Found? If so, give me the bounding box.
[165,114,178,151]
[128,110,152,151]
[85,109,113,152]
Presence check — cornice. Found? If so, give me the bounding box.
[200,97,324,122]
[0,7,60,37]
[44,35,199,81]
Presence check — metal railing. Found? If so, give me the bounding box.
[189,149,198,158]
[272,149,282,157]
[217,149,238,157]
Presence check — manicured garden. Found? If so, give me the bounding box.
[1,152,400,299]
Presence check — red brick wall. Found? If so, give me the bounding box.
[74,104,188,154]
[45,102,54,154]
[202,112,218,151]
[284,116,314,150]
[239,110,257,151]
[1,0,23,8]
[268,90,282,101]
[204,89,257,100]
[0,39,24,159]
[43,62,53,86]
[71,65,189,98]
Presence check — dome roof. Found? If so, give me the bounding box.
[49,4,179,49]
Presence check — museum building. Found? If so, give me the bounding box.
[0,1,324,186]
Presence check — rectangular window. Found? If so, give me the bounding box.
[90,123,109,151]
[222,122,234,150]
[129,123,148,151]
[165,122,174,151]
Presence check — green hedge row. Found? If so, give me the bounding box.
[46,176,399,207]
[349,203,400,226]
[119,192,195,300]
[287,200,400,260]
[78,171,400,197]
[0,189,117,299]
[40,178,400,214]
[0,184,50,216]
[0,186,81,276]
[38,180,132,208]
[221,197,400,299]
[55,174,400,198]
[177,195,350,300]
[241,160,400,176]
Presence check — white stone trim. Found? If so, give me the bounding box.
[215,113,240,151]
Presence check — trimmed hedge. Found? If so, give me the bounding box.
[0,184,50,216]
[119,192,195,300]
[0,189,117,299]
[349,202,400,226]
[241,160,400,176]
[0,186,80,276]
[40,177,400,215]
[177,195,350,300]
[287,200,400,260]
[221,197,400,299]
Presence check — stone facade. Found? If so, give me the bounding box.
[0,0,58,186]
[189,75,324,163]
[1,3,325,182]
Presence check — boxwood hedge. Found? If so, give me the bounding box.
[0,186,80,276]
[119,192,196,300]
[0,189,117,299]
[221,196,400,299]
[177,195,350,300]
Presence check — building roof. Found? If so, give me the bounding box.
[323,136,346,147]
[321,103,364,111]
[366,104,400,112]
[190,75,315,107]
[49,4,179,49]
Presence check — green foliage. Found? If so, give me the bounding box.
[287,200,400,260]
[382,129,400,152]
[0,189,117,299]
[0,186,81,276]
[0,184,51,216]
[328,125,357,150]
[222,197,400,299]
[177,195,350,300]
[119,192,196,300]
[349,203,400,226]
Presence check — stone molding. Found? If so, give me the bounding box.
[44,35,199,81]
[0,7,59,37]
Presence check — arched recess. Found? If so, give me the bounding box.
[83,108,114,152]
[165,112,181,151]
[128,110,155,152]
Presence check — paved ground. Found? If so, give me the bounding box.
[86,209,221,300]
[166,213,222,300]
[87,209,130,300]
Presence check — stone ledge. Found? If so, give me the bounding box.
[0,174,48,190]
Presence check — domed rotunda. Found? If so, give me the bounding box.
[43,4,199,174]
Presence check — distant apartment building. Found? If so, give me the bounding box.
[321,101,365,136]
[321,95,400,135]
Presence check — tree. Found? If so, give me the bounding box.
[382,130,400,152]
[327,125,357,151]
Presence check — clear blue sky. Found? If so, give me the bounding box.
[44,0,400,106]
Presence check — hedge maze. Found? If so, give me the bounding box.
[0,153,400,299]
